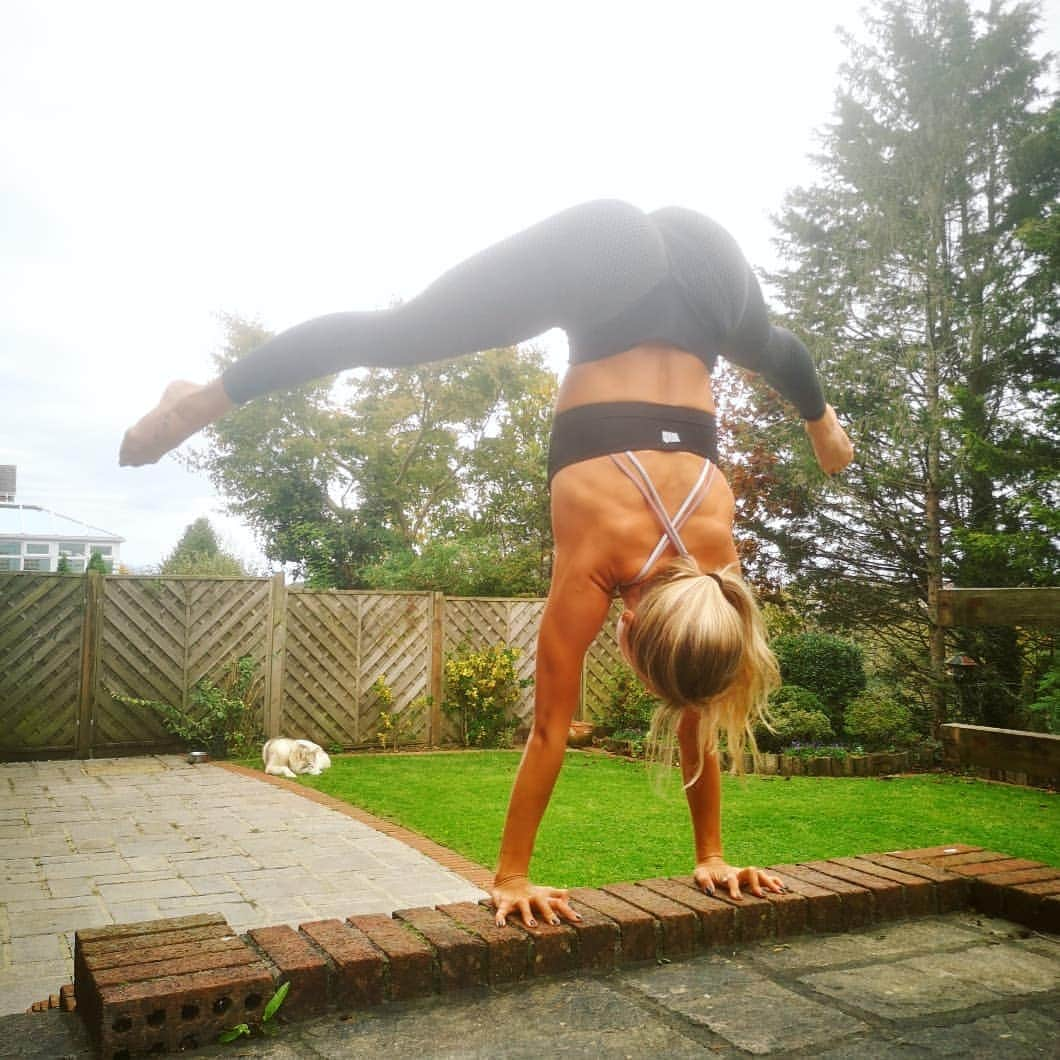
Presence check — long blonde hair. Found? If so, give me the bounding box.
[624,557,779,786]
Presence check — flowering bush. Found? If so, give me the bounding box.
[443,643,531,748]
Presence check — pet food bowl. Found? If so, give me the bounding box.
[187,751,210,765]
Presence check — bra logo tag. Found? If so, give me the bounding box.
[661,430,681,444]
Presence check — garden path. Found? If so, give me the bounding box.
[0,755,486,1015]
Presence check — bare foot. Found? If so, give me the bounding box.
[804,405,854,475]
[119,381,224,466]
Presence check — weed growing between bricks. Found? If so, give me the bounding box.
[61,843,1060,1058]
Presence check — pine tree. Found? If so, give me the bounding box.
[751,0,1058,729]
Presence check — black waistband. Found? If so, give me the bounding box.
[548,401,718,484]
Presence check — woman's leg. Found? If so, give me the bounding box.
[221,199,669,403]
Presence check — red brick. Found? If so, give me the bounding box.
[86,934,244,974]
[804,860,905,921]
[500,916,579,977]
[566,902,620,972]
[973,865,1056,886]
[75,914,230,1012]
[700,887,776,942]
[769,865,843,933]
[300,918,385,1010]
[773,865,872,930]
[920,850,1010,870]
[77,912,227,947]
[350,914,435,1001]
[436,902,531,984]
[761,889,809,938]
[570,887,657,963]
[637,877,736,948]
[96,960,274,1057]
[858,853,970,912]
[603,882,696,958]
[887,844,982,861]
[93,939,256,989]
[395,907,487,991]
[59,984,76,1013]
[248,925,329,1020]
[830,856,936,917]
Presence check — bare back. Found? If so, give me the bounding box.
[550,344,738,608]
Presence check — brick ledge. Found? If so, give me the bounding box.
[62,843,1057,1056]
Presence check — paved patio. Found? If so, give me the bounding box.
[0,755,486,1016]
[4,911,1058,1057]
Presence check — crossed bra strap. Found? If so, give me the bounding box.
[610,451,716,588]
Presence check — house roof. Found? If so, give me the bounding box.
[0,504,124,543]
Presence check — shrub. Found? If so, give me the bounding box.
[771,633,867,726]
[1025,657,1060,734]
[108,655,263,757]
[843,688,917,751]
[757,685,835,752]
[443,643,531,748]
[597,664,659,737]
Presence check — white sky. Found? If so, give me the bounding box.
[2,0,1057,570]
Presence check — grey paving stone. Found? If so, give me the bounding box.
[301,976,714,1059]
[46,877,97,900]
[0,1012,93,1059]
[748,918,986,972]
[0,881,49,903]
[904,943,1060,996]
[622,955,866,1054]
[890,1008,1060,1057]
[802,958,1003,1019]
[96,877,195,902]
[8,932,70,964]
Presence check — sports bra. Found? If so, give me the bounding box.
[610,450,716,590]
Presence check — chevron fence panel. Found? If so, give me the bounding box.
[358,593,432,746]
[0,573,84,755]
[2,571,629,758]
[93,577,269,752]
[282,591,362,748]
[583,599,625,722]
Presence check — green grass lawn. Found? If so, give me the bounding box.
[260,750,1059,887]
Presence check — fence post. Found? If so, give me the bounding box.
[76,571,103,758]
[429,592,445,745]
[264,572,287,739]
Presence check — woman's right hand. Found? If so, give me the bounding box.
[804,404,854,475]
[490,875,581,929]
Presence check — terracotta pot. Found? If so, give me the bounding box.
[567,721,594,748]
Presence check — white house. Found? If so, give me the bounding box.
[0,466,123,573]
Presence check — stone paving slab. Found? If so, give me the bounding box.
[7,913,1058,1058]
[0,755,486,1016]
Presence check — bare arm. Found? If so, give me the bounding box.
[677,711,785,900]
[491,565,612,927]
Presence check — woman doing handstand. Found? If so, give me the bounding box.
[120,200,854,929]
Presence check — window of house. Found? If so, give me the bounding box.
[90,545,113,557]
[66,559,85,573]
[25,543,51,555]
[60,543,86,556]
[0,541,17,555]
[0,557,18,571]
[22,557,49,571]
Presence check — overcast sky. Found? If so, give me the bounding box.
[3,1,1057,570]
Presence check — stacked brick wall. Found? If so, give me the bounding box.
[71,843,1058,1057]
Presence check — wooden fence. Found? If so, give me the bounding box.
[0,571,622,759]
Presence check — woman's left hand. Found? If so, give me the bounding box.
[693,856,785,900]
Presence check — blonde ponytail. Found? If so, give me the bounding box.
[626,559,779,786]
